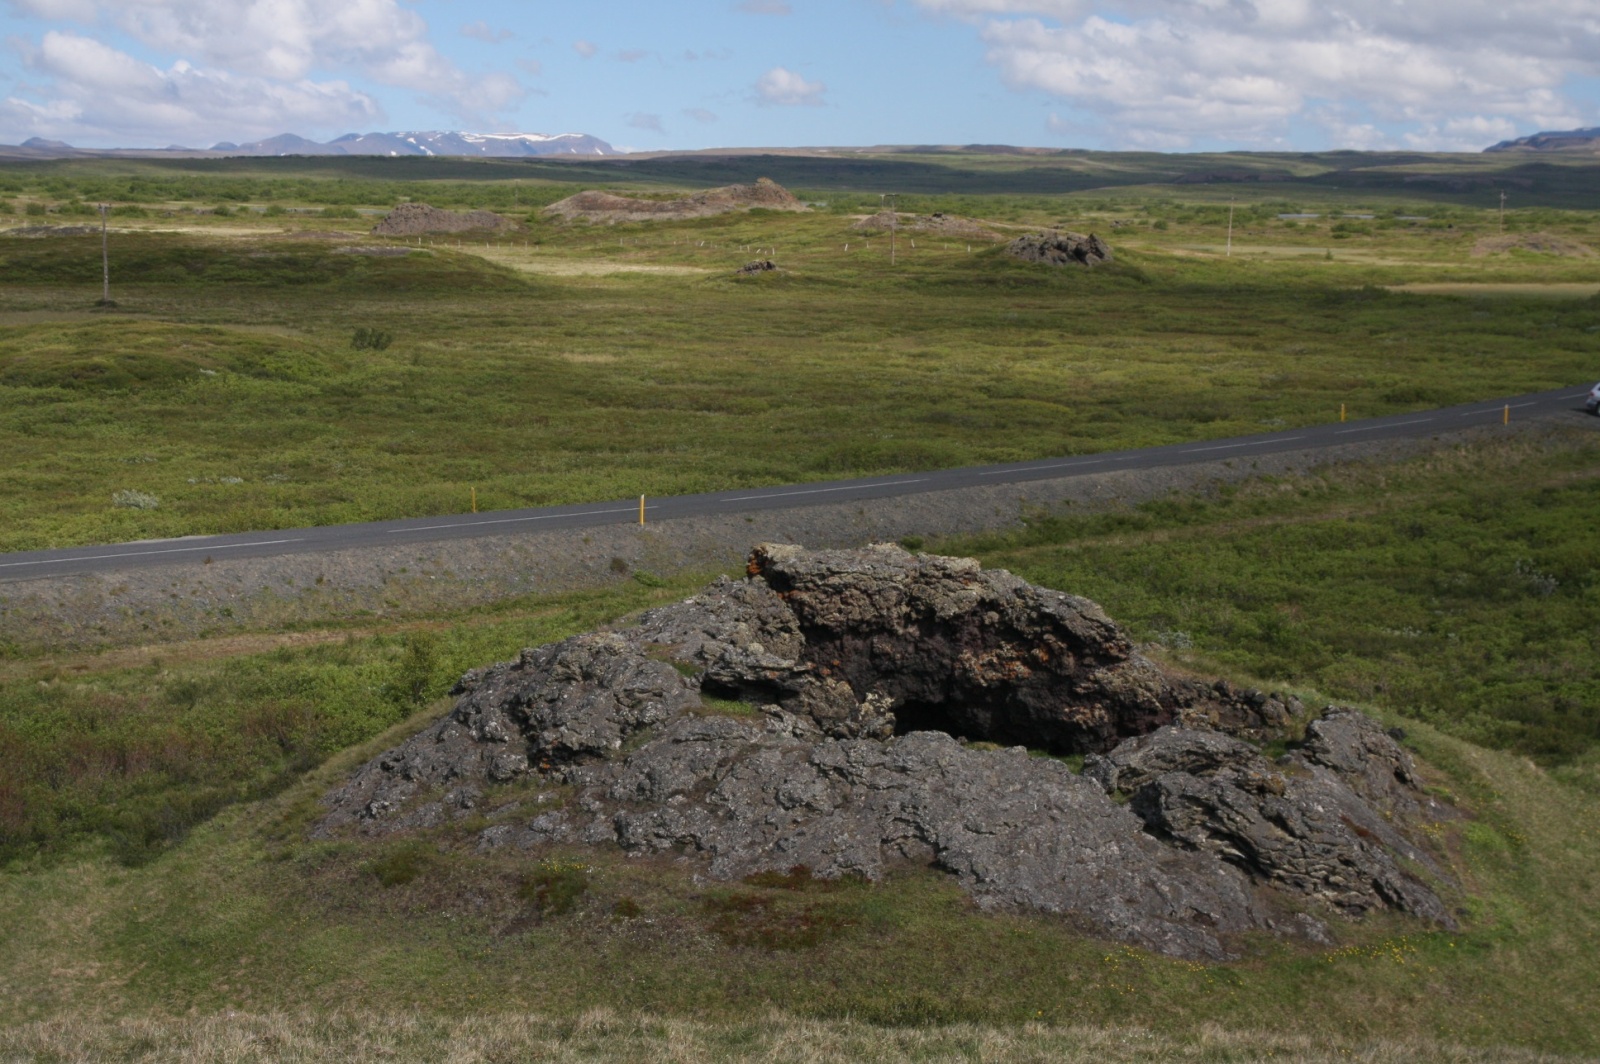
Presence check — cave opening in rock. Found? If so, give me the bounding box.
[887,698,978,742]
[745,543,1186,754]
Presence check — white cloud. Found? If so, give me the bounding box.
[616,49,648,62]
[912,0,1600,147]
[573,38,597,58]
[516,57,542,76]
[7,0,100,20]
[5,0,523,128]
[754,65,825,106]
[684,107,718,123]
[462,21,512,44]
[2,30,380,143]
[626,111,663,132]
[737,0,793,14]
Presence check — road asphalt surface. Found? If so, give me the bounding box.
[3,384,1594,583]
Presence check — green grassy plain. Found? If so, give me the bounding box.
[3,150,1600,1059]
[1,150,1598,552]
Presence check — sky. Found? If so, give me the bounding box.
[0,0,1597,153]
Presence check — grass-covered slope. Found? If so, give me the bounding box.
[2,434,1599,1057]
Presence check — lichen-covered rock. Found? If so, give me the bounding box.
[1083,726,1260,794]
[315,543,1457,959]
[1299,706,1426,818]
[583,723,1267,960]
[315,633,696,836]
[1091,725,1452,926]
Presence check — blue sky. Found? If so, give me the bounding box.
[1,0,1596,153]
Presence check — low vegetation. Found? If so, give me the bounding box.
[0,153,1597,553]
[1,1010,1586,1063]
[958,428,1600,786]
[3,150,1599,1059]
[1,434,1599,1058]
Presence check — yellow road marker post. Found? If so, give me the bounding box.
[639,495,646,525]
[471,487,477,513]
[1504,404,1510,425]
[1340,403,1346,422]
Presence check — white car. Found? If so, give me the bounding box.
[1588,382,1600,415]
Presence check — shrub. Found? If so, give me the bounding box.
[702,890,852,950]
[351,327,394,351]
[519,860,589,917]
[111,489,160,510]
[366,841,438,887]
[390,631,440,706]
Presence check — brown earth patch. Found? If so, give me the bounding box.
[1471,232,1597,258]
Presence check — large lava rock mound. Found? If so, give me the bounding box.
[1007,230,1113,266]
[317,544,1456,960]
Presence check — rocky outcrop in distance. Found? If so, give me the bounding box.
[316,543,1456,960]
[542,178,807,223]
[1007,230,1113,267]
[371,204,514,236]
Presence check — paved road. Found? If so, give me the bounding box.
[3,385,1594,583]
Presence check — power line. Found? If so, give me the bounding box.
[98,203,111,306]
[880,192,898,267]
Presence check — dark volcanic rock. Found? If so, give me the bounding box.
[315,543,1455,958]
[1006,230,1113,267]
[588,720,1265,960]
[1092,727,1452,926]
[742,542,1186,750]
[316,634,696,835]
[1299,706,1427,817]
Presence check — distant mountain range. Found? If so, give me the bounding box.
[16,130,615,158]
[1484,127,1600,153]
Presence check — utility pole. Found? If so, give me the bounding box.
[881,192,898,267]
[98,202,110,305]
[1499,190,1507,232]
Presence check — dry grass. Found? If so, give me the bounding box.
[472,247,713,276]
[1,1010,1588,1064]
[1386,282,1600,297]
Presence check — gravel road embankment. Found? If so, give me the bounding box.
[2,416,1594,652]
